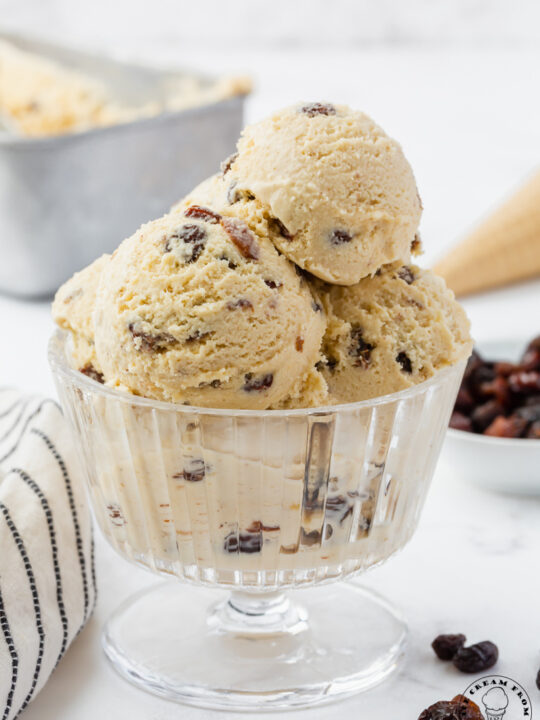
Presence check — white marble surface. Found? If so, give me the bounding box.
[1,38,540,720]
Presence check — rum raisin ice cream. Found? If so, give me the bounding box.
[315,262,472,403]
[219,102,422,285]
[90,207,325,409]
[52,254,109,378]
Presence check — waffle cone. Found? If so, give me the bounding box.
[433,170,540,296]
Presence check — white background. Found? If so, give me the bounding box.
[1,1,540,718]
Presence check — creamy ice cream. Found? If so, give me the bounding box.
[92,207,325,409]
[315,262,472,403]
[220,102,422,285]
[0,40,251,137]
[52,254,109,379]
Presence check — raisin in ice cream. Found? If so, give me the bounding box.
[90,207,325,409]
[221,102,422,285]
[315,262,472,403]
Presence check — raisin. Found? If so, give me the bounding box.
[300,102,336,117]
[397,351,413,374]
[227,181,240,204]
[418,695,483,720]
[432,634,466,660]
[349,327,374,368]
[173,458,206,483]
[325,495,353,525]
[106,503,126,527]
[227,298,253,311]
[264,279,282,289]
[471,400,503,432]
[508,371,540,393]
[329,229,352,245]
[398,266,415,284]
[312,300,323,313]
[185,330,210,343]
[165,224,207,263]
[449,411,473,432]
[184,205,221,224]
[453,641,498,673]
[411,233,422,254]
[80,364,105,384]
[224,531,261,554]
[269,217,292,239]
[463,350,484,383]
[221,217,260,260]
[515,404,540,423]
[221,152,238,175]
[219,255,237,269]
[128,322,177,352]
[300,528,322,546]
[455,386,474,414]
[243,373,273,392]
[295,336,304,352]
[484,414,528,438]
[494,361,516,377]
[223,521,277,554]
[520,336,540,369]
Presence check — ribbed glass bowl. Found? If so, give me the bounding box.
[49,329,466,711]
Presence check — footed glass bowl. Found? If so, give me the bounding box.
[49,330,465,711]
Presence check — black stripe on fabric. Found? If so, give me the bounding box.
[11,469,69,663]
[31,429,93,624]
[0,399,60,465]
[0,397,24,420]
[90,533,97,607]
[0,502,45,716]
[0,400,30,443]
[0,584,18,720]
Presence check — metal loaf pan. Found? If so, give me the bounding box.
[0,34,246,298]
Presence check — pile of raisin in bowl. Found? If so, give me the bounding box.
[450,336,540,440]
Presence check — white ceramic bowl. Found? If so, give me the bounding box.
[438,339,540,495]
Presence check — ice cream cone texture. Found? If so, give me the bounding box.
[433,170,540,296]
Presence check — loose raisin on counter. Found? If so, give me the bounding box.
[418,695,483,720]
[432,634,466,660]
[453,641,498,673]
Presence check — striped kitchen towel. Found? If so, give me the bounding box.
[0,389,96,720]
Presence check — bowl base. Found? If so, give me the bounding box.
[102,580,407,711]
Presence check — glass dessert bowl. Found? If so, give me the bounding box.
[49,329,465,711]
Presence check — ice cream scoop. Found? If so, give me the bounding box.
[222,102,422,285]
[482,687,509,720]
[91,206,325,409]
[52,254,110,378]
[314,262,472,403]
